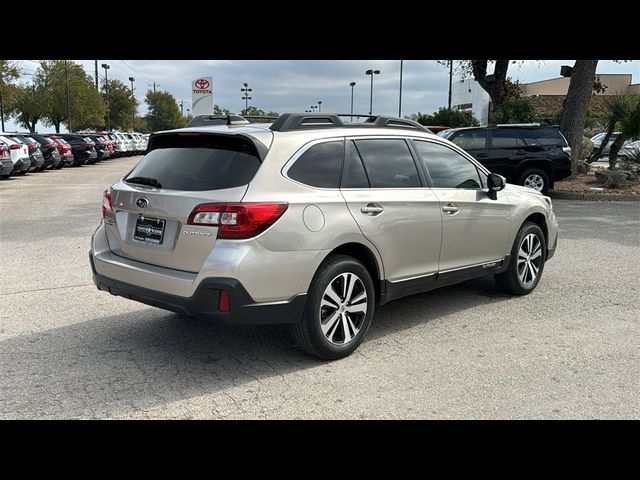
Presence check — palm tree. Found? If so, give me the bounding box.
[609,96,640,170]
[588,95,640,170]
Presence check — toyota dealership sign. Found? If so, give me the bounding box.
[191,76,213,116]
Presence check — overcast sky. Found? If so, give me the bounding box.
[8,60,639,132]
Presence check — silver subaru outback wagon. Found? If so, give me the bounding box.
[90,113,558,360]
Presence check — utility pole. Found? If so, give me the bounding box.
[101,63,111,131]
[179,100,184,116]
[398,60,403,117]
[94,60,99,90]
[149,82,159,93]
[129,77,135,131]
[65,60,71,133]
[448,60,453,110]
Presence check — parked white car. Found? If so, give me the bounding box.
[0,134,31,174]
[620,140,640,160]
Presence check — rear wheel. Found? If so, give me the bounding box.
[518,168,550,194]
[495,222,546,295]
[291,255,375,360]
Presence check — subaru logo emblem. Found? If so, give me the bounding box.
[136,198,149,208]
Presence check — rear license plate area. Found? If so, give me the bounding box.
[134,215,166,244]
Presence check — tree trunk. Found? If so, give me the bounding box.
[472,60,510,113]
[587,118,616,163]
[559,60,598,177]
[54,122,60,133]
[29,119,37,132]
[608,134,625,170]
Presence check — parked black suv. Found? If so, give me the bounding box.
[57,134,98,166]
[439,124,572,194]
[29,134,63,170]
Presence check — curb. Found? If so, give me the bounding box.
[549,191,640,202]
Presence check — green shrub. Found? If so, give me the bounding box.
[581,137,594,160]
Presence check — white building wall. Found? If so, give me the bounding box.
[451,78,490,125]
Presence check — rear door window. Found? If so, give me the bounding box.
[519,128,565,146]
[353,139,421,188]
[450,129,486,150]
[126,134,262,191]
[287,140,343,188]
[491,129,524,148]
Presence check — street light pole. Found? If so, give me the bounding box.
[349,82,356,121]
[129,77,135,131]
[65,60,71,133]
[101,63,111,131]
[318,101,322,113]
[365,69,380,115]
[310,105,318,113]
[398,60,403,117]
[448,60,453,110]
[241,82,252,113]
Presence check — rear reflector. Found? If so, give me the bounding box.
[218,290,230,312]
[10,144,21,150]
[187,203,289,239]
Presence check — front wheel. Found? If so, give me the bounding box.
[495,222,546,295]
[291,255,375,360]
[518,168,550,194]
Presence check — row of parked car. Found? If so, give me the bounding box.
[0,131,149,179]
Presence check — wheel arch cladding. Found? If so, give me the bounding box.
[326,243,382,301]
[522,213,548,245]
[516,160,552,178]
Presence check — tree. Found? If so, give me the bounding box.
[607,95,640,170]
[145,90,184,132]
[8,84,44,132]
[470,60,511,112]
[0,60,21,130]
[493,98,540,123]
[559,60,599,176]
[240,106,267,116]
[214,104,232,116]
[415,107,479,128]
[587,95,635,166]
[35,60,106,132]
[101,79,137,130]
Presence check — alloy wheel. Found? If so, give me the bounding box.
[517,233,543,285]
[524,174,545,191]
[319,272,368,345]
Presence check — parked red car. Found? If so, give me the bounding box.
[48,135,75,167]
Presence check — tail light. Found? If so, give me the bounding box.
[10,144,21,150]
[187,203,288,240]
[27,143,35,149]
[102,189,113,217]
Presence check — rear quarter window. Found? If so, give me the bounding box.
[520,128,566,146]
[127,134,262,191]
[286,141,343,188]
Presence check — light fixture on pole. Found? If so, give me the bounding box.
[349,82,356,121]
[317,101,322,112]
[101,63,111,130]
[365,69,380,115]
[310,105,318,113]
[241,82,252,113]
[128,76,135,131]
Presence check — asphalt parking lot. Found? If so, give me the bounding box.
[1,157,639,419]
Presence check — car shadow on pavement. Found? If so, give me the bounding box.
[0,276,511,419]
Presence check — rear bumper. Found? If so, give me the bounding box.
[1,159,12,175]
[90,252,306,324]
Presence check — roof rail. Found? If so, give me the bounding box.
[269,113,430,133]
[185,115,251,128]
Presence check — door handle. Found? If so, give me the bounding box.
[361,203,384,216]
[476,153,488,158]
[515,150,526,155]
[442,203,460,215]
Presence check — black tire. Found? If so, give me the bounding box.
[495,222,546,295]
[518,168,550,194]
[290,254,375,360]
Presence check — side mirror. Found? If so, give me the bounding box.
[487,173,506,200]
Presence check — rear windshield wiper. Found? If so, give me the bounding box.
[125,176,162,188]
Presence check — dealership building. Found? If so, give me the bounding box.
[452,73,640,125]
